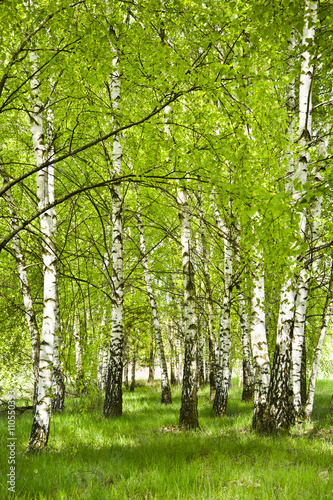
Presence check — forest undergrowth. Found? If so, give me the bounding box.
[0,379,332,499]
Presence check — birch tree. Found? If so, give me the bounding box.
[178,186,199,429]
[103,41,124,417]
[264,0,318,432]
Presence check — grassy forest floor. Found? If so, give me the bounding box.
[0,379,333,499]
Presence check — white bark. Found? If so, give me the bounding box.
[250,254,270,430]
[27,52,57,451]
[292,117,330,418]
[305,289,333,421]
[265,1,317,432]
[103,47,124,416]
[136,195,172,403]
[178,186,199,429]
[0,168,40,406]
[46,105,64,412]
[74,314,84,393]
[234,221,254,401]
[198,184,216,400]
[212,195,233,416]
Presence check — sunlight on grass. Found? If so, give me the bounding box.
[0,379,332,499]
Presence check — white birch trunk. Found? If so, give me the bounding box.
[212,196,233,416]
[103,47,124,416]
[198,184,216,400]
[178,187,199,429]
[234,221,254,402]
[264,1,317,432]
[135,191,172,403]
[148,325,155,385]
[74,314,85,394]
[27,51,58,451]
[250,255,270,431]
[0,169,40,407]
[46,107,65,412]
[305,289,333,420]
[130,337,139,392]
[292,127,329,419]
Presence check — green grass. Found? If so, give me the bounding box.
[1,379,333,499]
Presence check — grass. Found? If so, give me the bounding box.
[0,379,333,499]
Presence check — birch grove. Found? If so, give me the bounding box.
[0,0,332,452]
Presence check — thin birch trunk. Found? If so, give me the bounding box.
[148,325,155,385]
[264,1,317,432]
[305,276,333,420]
[239,293,254,402]
[97,308,108,390]
[47,107,65,412]
[74,314,85,394]
[198,184,216,400]
[27,52,56,451]
[212,197,233,416]
[250,255,270,431]
[178,186,199,429]
[198,318,205,388]
[103,47,124,417]
[123,332,129,390]
[234,221,253,402]
[130,337,139,392]
[136,201,172,403]
[0,169,40,409]
[292,131,329,420]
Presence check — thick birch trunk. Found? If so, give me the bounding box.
[250,257,270,431]
[178,187,199,430]
[212,198,233,416]
[136,202,172,403]
[0,170,40,408]
[264,1,317,433]
[27,53,57,451]
[198,184,216,400]
[103,49,124,417]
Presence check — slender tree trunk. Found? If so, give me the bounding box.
[148,325,155,385]
[97,309,108,390]
[178,187,199,430]
[239,294,253,402]
[103,47,124,417]
[250,256,270,431]
[305,285,333,420]
[234,222,253,402]
[123,332,129,390]
[136,202,172,403]
[212,197,233,416]
[130,337,138,392]
[74,314,85,394]
[27,52,57,451]
[292,130,329,419]
[197,184,216,400]
[47,109,65,412]
[198,319,205,388]
[0,169,40,409]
